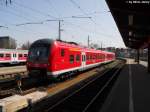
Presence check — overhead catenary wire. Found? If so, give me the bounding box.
[69,0,110,34]
[69,0,97,25]
[0,2,60,37]
[0,0,119,44]
[13,1,57,19]
[0,7,32,21]
[44,0,62,17]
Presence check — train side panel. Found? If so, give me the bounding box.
[48,42,82,77]
[0,49,28,64]
[27,39,116,79]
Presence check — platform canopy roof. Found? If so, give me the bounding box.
[106,0,150,49]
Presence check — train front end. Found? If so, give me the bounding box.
[27,39,53,77]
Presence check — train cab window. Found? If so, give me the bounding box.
[61,49,65,57]
[76,54,80,62]
[0,54,4,58]
[6,54,10,57]
[70,55,74,63]
[19,54,23,57]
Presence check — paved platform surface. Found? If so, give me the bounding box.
[0,66,26,75]
[101,59,150,112]
[140,60,147,67]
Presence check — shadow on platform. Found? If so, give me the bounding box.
[100,63,150,112]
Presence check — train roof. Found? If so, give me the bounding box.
[31,39,114,54]
[30,38,54,47]
[0,49,28,53]
[102,50,115,55]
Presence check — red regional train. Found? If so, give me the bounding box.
[27,39,115,79]
[0,49,28,64]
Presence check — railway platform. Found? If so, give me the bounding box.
[101,59,150,112]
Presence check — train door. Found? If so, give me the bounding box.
[11,52,18,63]
[81,52,86,69]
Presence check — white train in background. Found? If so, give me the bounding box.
[0,49,28,64]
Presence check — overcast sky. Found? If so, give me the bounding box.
[0,0,126,48]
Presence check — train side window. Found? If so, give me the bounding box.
[6,54,10,57]
[87,55,89,60]
[0,54,3,57]
[61,49,65,57]
[93,55,95,60]
[24,54,27,57]
[96,54,98,59]
[70,55,74,63]
[103,55,105,59]
[90,55,92,60]
[98,54,100,59]
[76,54,80,62]
[19,54,23,57]
[99,55,101,59]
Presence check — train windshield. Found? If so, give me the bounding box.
[28,46,49,63]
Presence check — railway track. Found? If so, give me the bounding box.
[0,59,125,112]
[20,59,125,112]
[42,61,124,112]
[0,75,49,98]
[0,65,27,83]
[0,62,111,98]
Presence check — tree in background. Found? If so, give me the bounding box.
[21,41,31,50]
[0,0,12,5]
[90,43,99,49]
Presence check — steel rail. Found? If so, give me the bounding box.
[45,62,123,112]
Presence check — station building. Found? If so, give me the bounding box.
[0,36,16,49]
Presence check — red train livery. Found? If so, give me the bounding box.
[0,49,28,64]
[27,39,115,78]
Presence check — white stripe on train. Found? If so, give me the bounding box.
[47,60,114,77]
